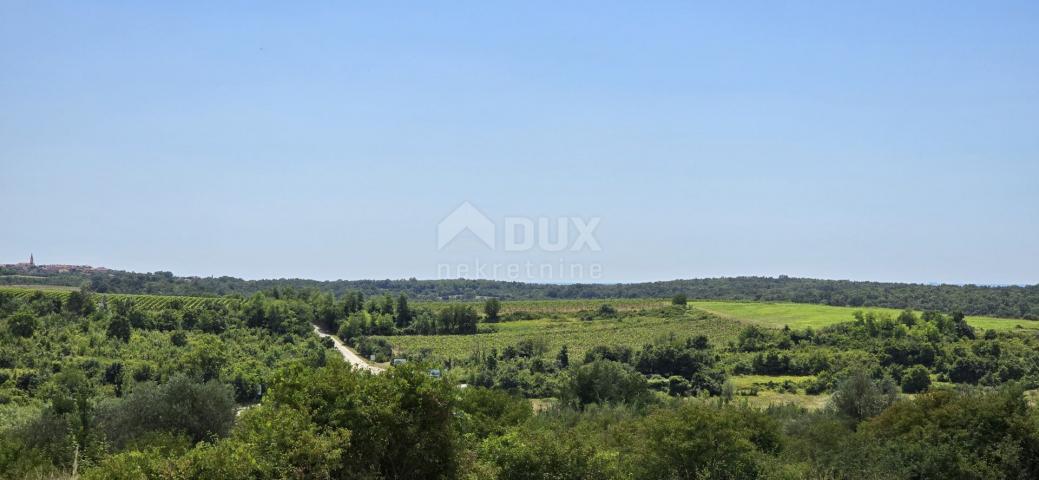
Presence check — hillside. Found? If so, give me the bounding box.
[3,266,1038,318]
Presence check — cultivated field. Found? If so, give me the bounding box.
[0,286,240,310]
[376,308,743,361]
[380,298,1039,362]
[412,298,669,315]
[690,300,1039,332]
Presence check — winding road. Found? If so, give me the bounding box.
[312,325,385,374]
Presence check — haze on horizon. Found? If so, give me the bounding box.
[2,2,1037,286]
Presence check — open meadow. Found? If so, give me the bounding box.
[378,298,1039,362]
[691,300,1039,332]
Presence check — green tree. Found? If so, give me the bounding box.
[901,365,931,394]
[106,316,132,342]
[831,369,895,422]
[638,403,781,479]
[484,298,501,322]
[556,345,570,369]
[64,290,94,316]
[96,375,235,448]
[671,293,687,306]
[395,293,413,328]
[263,361,460,479]
[483,428,621,480]
[7,310,36,338]
[562,360,650,407]
[439,305,479,334]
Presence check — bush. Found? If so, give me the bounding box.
[96,375,236,448]
[7,311,36,338]
[830,369,896,422]
[482,428,621,480]
[863,386,1039,479]
[562,360,650,407]
[637,403,781,479]
[106,316,131,342]
[901,365,931,394]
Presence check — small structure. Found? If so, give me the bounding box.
[392,358,407,367]
[429,369,442,379]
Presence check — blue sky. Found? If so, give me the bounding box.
[1,1,1037,284]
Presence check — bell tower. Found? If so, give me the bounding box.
[29,253,34,267]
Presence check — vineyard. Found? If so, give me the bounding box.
[413,298,670,315]
[0,286,240,310]
[690,300,1039,332]
[374,308,743,362]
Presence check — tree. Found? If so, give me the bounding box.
[439,305,479,334]
[484,298,501,322]
[106,316,132,342]
[96,375,235,448]
[897,309,917,327]
[483,427,621,480]
[951,311,975,339]
[901,365,931,393]
[556,345,570,369]
[7,310,36,338]
[262,361,460,479]
[64,290,94,316]
[638,403,781,479]
[395,293,413,328]
[562,360,649,407]
[671,293,687,306]
[830,369,895,422]
[863,386,1039,479]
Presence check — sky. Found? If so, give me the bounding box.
[1,1,1037,285]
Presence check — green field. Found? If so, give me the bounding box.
[0,286,240,310]
[691,300,1039,332]
[376,308,743,361]
[412,298,669,315]
[378,298,1039,361]
[0,284,79,293]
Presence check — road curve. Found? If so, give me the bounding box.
[312,325,385,374]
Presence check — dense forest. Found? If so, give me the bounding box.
[3,267,1038,318]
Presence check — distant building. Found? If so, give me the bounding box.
[29,253,34,267]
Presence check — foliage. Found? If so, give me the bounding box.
[901,365,931,393]
[561,360,650,407]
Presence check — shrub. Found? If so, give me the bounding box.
[96,375,236,448]
[562,360,650,407]
[637,403,781,479]
[901,365,931,394]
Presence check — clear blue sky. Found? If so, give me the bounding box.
[2,1,1037,285]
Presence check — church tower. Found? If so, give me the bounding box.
[29,253,34,267]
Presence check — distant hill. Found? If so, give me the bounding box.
[1,265,1037,319]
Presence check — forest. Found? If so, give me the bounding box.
[3,267,1039,318]
[3,285,1039,479]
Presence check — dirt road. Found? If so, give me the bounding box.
[312,325,385,374]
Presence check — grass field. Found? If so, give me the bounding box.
[376,309,744,361]
[0,284,79,292]
[690,301,1039,332]
[729,374,818,389]
[381,298,1039,361]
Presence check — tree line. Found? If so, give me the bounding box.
[4,267,1039,318]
